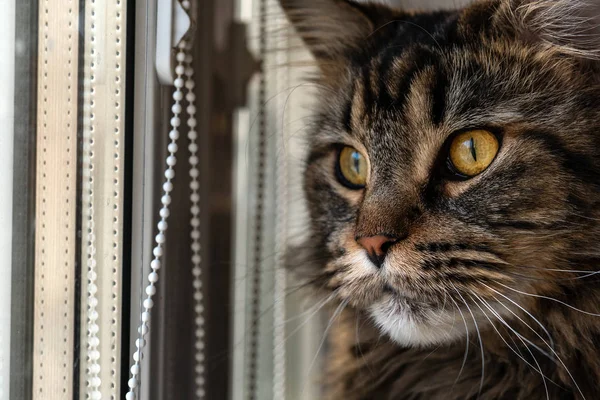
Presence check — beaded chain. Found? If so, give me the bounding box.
[125,1,204,397]
[246,0,268,398]
[185,43,206,399]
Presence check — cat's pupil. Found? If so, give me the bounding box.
[352,151,361,174]
[469,137,477,161]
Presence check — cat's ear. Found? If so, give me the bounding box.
[497,0,600,59]
[279,0,388,79]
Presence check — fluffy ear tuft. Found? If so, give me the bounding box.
[279,0,389,80]
[498,0,600,59]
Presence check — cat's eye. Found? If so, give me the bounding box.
[448,130,499,178]
[337,146,368,189]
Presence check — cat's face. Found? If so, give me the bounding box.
[283,0,600,346]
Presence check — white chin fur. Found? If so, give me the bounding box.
[369,298,466,347]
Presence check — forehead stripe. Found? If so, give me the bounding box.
[376,45,399,111]
[361,64,375,117]
[391,48,437,114]
[342,79,355,133]
[430,66,448,125]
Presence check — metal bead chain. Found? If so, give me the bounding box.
[179,0,206,396]
[125,40,188,400]
[182,46,206,400]
[247,0,268,397]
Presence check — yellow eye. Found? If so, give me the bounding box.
[337,146,368,188]
[448,130,499,177]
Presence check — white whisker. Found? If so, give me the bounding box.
[473,290,584,399]
[447,295,469,389]
[275,291,337,353]
[301,299,349,396]
[481,282,555,350]
[451,283,484,399]
[497,282,600,317]
[473,291,551,358]
[469,292,550,400]
[355,312,376,375]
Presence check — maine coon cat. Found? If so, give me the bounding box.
[279,0,600,398]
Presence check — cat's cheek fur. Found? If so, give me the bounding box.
[369,299,466,347]
[327,247,387,308]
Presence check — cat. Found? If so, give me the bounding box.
[279,0,600,399]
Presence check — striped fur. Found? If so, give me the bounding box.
[281,0,600,399]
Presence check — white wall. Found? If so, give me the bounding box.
[0,0,15,399]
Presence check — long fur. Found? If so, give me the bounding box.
[497,0,600,59]
[280,0,600,399]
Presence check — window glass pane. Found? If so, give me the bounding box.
[5,0,37,399]
[0,1,16,397]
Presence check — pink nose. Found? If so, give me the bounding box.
[357,235,398,268]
